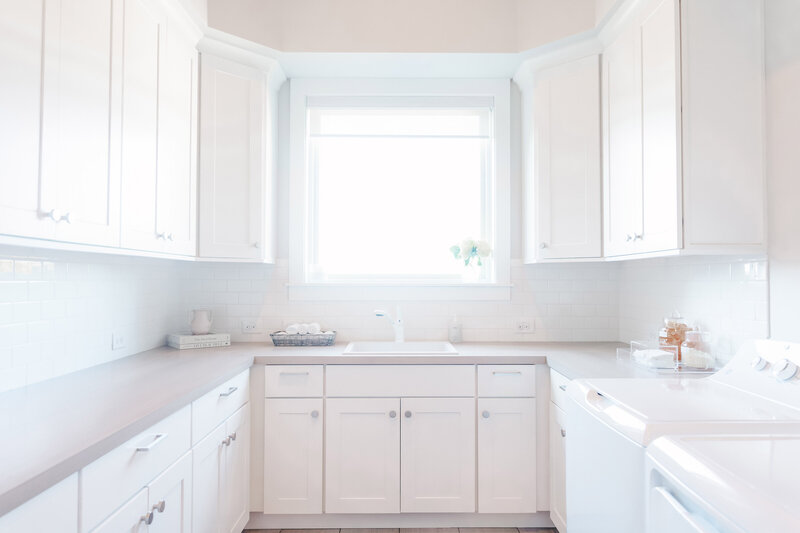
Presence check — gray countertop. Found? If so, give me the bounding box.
[0,339,643,516]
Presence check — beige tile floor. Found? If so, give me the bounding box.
[245,527,558,533]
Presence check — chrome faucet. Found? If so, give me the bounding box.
[375,306,404,342]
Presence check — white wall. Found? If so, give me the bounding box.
[207,0,595,53]
[0,245,188,393]
[766,0,800,342]
[618,256,769,362]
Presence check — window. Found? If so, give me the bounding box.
[289,79,510,300]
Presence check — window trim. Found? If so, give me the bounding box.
[288,78,511,301]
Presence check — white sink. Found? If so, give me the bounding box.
[343,341,459,355]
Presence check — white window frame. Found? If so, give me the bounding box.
[289,78,511,301]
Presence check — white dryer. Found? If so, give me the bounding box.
[646,433,800,533]
[565,340,800,533]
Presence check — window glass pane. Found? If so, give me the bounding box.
[313,134,486,278]
[310,108,489,137]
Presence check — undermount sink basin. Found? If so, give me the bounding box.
[343,341,459,355]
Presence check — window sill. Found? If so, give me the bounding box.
[286,282,513,301]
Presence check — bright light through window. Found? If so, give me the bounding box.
[307,105,494,281]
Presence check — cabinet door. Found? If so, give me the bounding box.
[264,399,323,514]
[156,21,197,256]
[91,488,148,533]
[119,0,164,252]
[0,473,78,532]
[602,22,642,257]
[39,0,120,247]
[199,54,266,260]
[0,0,46,239]
[224,404,250,533]
[400,398,475,513]
[639,0,681,254]
[192,424,226,533]
[148,452,192,533]
[533,55,602,260]
[549,403,567,533]
[477,398,537,513]
[325,398,400,514]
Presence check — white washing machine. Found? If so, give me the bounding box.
[565,340,800,533]
[646,433,800,533]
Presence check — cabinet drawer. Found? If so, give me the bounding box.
[477,365,536,397]
[550,368,570,410]
[81,405,191,532]
[192,369,250,444]
[326,365,474,397]
[265,365,323,397]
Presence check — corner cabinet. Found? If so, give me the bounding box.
[529,54,602,261]
[601,0,766,258]
[198,46,283,262]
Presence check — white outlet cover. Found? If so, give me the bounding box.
[241,319,263,334]
[111,332,125,350]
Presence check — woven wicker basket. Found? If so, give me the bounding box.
[270,331,336,347]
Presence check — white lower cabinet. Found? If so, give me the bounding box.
[549,403,567,532]
[91,489,149,533]
[401,398,476,513]
[264,398,323,514]
[192,403,250,533]
[0,473,78,532]
[325,398,400,514]
[148,452,192,533]
[477,398,537,513]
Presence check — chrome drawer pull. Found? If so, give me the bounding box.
[136,433,168,452]
[492,371,522,375]
[219,386,238,397]
[559,384,567,391]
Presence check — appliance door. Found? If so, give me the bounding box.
[565,390,645,533]
[648,487,721,533]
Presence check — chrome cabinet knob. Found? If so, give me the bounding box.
[539,242,548,249]
[229,432,237,441]
[633,233,643,241]
[222,436,231,446]
[625,234,633,242]
[561,429,566,438]
[253,242,260,248]
[156,231,167,240]
[311,410,319,418]
[482,411,490,419]
[167,233,174,241]
[389,410,397,418]
[153,500,166,513]
[61,211,72,224]
[404,411,412,418]
[141,511,154,525]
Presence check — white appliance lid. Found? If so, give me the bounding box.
[648,434,800,533]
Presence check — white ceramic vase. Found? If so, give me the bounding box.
[190,309,213,335]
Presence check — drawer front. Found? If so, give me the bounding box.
[326,365,474,397]
[265,365,323,398]
[81,406,191,532]
[550,368,570,410]
[192,369,250,444]
[477,365,536,397]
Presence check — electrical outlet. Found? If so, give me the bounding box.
[241,319,262,334]
[111,332,126,351]
[516,319,533,333]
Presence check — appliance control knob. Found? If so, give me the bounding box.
[751,356,769,371]
[772,359,798,382]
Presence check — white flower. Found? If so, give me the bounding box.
[476,240,492,258]
[459,239,475,259]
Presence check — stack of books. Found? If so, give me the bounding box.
[167,333,231,350]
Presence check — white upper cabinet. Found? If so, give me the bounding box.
[121,2,198,256]
[602,0,766,258]
[602,21,642,258]
[119,0,165,252]
[531,54,602,261]
[40,0,121,247]
[0,0,46,240]
[156,20,198,256]
[198,52,276,261]
[2,0,122,247]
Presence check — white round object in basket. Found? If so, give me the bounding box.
[309,323,321,334]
